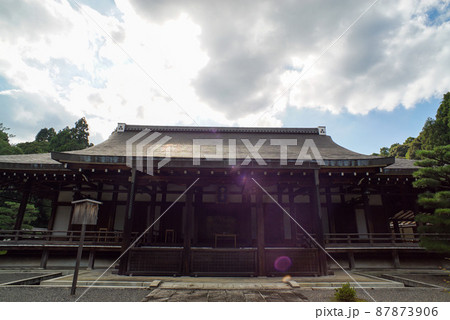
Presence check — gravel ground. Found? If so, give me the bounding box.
[0,273,48,285]
[398,274,450,288]
[301,288,450,302]
[0,286,449,302]
[0,286,149,302]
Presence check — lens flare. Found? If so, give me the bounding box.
[274,256,292,272]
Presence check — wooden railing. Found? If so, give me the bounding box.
[1,230,449,249]
[0,229,130,246]
[324,232,450,247]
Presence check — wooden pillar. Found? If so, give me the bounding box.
[157,182,168,240]
[40,249,49,269]
[107,185,119,231]
[276,184,285,244]
[96,183,103,201]
[362,186,374,235]
[87,249,96,270]
[347,251,355,270]
[118,168,137,275]
[256,191,265,276]
[47,191,59,232]
[68,180,82,232]
[183,187,194,275]
[325,187,336,234]
[311,169,327,276]
[193,187,202,246]
[71,220,86,295]
[146,183,157,243]
[392,250,400,268]
[339,186,346,204]
[242,188,252,247]
[14,180,32,230]
[288,184,297,246]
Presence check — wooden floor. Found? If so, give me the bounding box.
[143,288,308,302]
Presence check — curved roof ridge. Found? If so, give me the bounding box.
[119,123,320,134]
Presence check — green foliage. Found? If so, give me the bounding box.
[418,95,450,149]
[0,118,93,230]
[16,141,50,154]
[379,147,389,156]
[0,201,39,230]
[0,123,22,155]
[389,142,410,158]
[0,117,93,155]
[48,117,93,152]
[414,145,450,253]
[0,139,23,155]
[33,198,51,228]
[333,283,357,302]
[375,92,450,159]
[374,137,414,158]
[35,128,56,142]
[0,123,14,142]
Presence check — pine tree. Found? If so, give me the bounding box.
[0,201,38,230]
[414,145,450,253]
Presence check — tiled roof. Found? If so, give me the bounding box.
[0,153,65,170]
[51,124,394,168]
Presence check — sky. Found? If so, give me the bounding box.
[0,0,449,155]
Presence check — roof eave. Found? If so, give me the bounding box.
[51,152,395,169]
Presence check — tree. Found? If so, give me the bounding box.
[413,145,450,253]
[375,93,450,159]
[389,137,414,158]
[379,147,389,156]
[408,93,450,159]
[16,141,50,154]
[0,201,38,230]
[49,117,93,152]
[35,128,56,142]
[0,119,93,230]
[0,123,22,155]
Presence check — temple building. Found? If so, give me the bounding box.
[0,124,441,276]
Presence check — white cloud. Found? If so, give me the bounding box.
[130,0,450,118]
[0,0,449,144]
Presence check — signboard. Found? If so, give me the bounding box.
[71,199,102,225]
[70,198,102,295]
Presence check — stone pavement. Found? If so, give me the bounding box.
[36,268,406,302]
[1,268,448,302]
[142,288,308,302]
[39,269,403,289]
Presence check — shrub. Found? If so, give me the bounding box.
[333,282,357,302]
